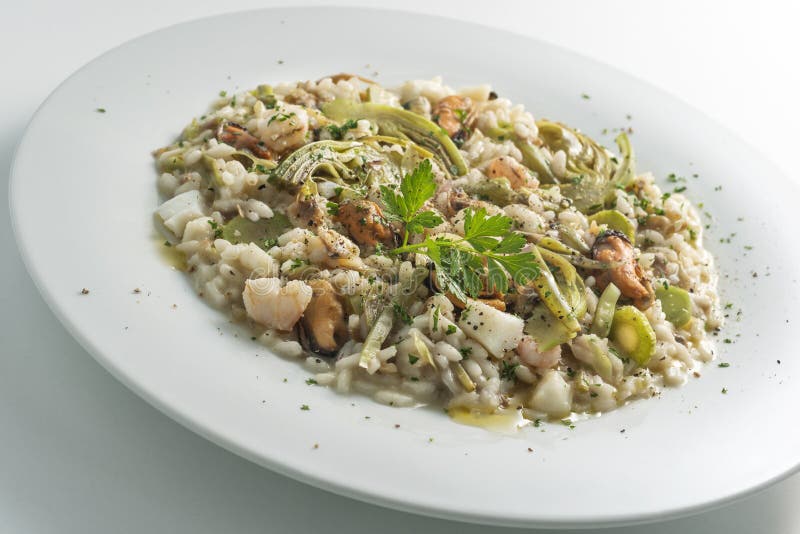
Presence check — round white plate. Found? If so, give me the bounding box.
[10,7,800,529]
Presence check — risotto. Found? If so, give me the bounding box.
[153,75,722,422]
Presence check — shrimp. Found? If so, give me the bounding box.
[243,278,312,330]
[484,156,538,190]
[517,335,561,369]
[216,121,273,159]
[256,104,309,154]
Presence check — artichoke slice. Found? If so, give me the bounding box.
[610,132,635,190]
[221,213,291,249]
[269,140,397,187]
[465,177,532,206]
[524,301,576,351]
[588,209,636,244]
[571,334,615,383]
[591,282,621,338]
[555,130,635,213]
[230,151,277,174]
[524,246,583,333]
[359,135,434,160]
[487,119,636,213]
[537,246,588,322]
[484,125,558,184]
[321,99,468,176]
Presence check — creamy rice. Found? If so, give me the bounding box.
[153,75,722,423]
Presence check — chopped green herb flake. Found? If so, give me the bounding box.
[207,220,223,239]
[393,302,413,325]
[389,195,540,301]
[380,160,443,246]
[326,119,359,140]
[499,361,519,381]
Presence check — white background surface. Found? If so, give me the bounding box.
[1,1,798,533]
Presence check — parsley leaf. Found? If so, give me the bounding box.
[493,232,527,254]
[394,208,540,299]
[380,160,443,246]
[406,211,443,236]
[435,246,483,302]
[463,207,513,248]
[400,159,437,210]
[385,165,540,301]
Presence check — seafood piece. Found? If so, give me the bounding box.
[243,278,312,330]
[592,230,654,310]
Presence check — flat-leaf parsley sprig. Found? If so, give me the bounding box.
[382,160,540,302]
[395,208,540,302]
[379,159,443,246]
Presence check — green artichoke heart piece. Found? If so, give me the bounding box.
[221,213,291,250]
[322,99,468,176]
[485,119,636,213]
[270,140,397,187]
